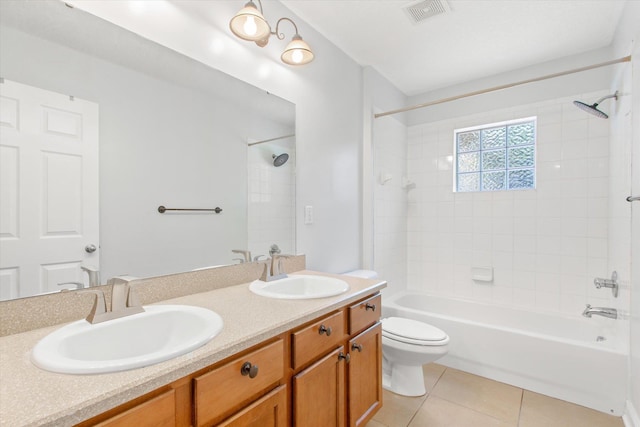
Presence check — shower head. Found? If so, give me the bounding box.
[272,153,289,167]
[573,91,618,119]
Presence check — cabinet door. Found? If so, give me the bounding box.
[293,346,346,427]
[348,323,382,427]
[216,385,287,427]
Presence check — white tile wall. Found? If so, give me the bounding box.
[402,90,616,316]
[373,115,408,295]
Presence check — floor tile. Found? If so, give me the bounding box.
[423,363,446,393]
[519,390,624,427]
[408,395,515,427]
[371,389,427,427]
[430,368,522,423]
[365,420,388,427]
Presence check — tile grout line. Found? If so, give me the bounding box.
[516,387,525,426]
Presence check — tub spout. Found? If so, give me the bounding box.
[582,304,617,319]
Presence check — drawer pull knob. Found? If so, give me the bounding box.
[338,351,350,363]
[319,325,332,336]
[351,343,363,352]
[365,303,376,311]
[240,362,259,379]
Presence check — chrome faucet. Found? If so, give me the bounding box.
[80,277,144,324]
[582,304,617,319]
[259,254,291,282]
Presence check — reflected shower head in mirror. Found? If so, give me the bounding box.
[573,91,618,119]
[272,153,289,167]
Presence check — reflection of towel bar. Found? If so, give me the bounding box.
[157,206,222,214]
[627,196,640,202]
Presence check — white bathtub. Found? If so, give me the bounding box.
[382,291,628,415]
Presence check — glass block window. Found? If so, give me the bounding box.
[454,117,536,192]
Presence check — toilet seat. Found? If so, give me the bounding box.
[382,317,449,346]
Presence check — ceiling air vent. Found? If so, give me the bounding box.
[403,0,451,24]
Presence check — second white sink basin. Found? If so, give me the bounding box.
[31,305,223,374]
[249,275,349,299]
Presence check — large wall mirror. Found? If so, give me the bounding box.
[0,0,296,300]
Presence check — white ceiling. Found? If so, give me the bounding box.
[281,0,627,96]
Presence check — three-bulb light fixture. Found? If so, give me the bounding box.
[229,0,314,66]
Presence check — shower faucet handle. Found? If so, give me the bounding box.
[593,271,619,298]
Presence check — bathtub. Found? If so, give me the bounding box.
[382,291,628,415]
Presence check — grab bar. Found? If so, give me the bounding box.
[627,195,640,202]
[158,206,222,214]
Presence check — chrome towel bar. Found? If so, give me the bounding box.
[627,196,640,202]
[158,206,222,214]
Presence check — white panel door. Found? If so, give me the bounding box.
[0,79,99,299]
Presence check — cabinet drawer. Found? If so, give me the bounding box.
[194,339,284,427]
[349,294,381,335]
[292,311,345,370]
[216,385,287,427]
[94,390,175,427]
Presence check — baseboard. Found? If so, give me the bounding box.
[624,400,640,427]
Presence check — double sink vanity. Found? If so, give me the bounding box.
[0,256,386,427]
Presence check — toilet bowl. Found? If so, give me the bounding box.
[381,316,449,396]
[343,269,450,397]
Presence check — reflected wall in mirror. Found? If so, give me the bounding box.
[0,0,295,300]
[247,136,296,261]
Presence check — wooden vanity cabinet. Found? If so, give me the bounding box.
[291,293,382,427]
[75,292,382,427]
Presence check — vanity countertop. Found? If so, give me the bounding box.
[0,270,386,427]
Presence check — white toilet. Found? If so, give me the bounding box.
[344,270,450,397]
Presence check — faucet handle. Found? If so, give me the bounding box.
[126,284,142,308]
[79,290,107,323]
[232,249,251,263]
[259,259,271,281]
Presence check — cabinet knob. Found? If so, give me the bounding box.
[318,325,332,336]
[365,303,376,311]
[338,351,350,363]
[240,362,259,379]
[351,343,363,352]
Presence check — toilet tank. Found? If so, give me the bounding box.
[343,270,378,279]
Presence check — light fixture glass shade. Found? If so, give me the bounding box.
[281,35,314,65]
[229,1,271,42]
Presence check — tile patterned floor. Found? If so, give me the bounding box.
[367,364,624,427]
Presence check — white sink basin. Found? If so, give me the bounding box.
[31,305,223,374]
[249,275,349,299]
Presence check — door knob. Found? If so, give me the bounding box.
[85,244,97,253]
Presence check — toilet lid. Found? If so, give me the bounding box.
[382,317,448,342]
